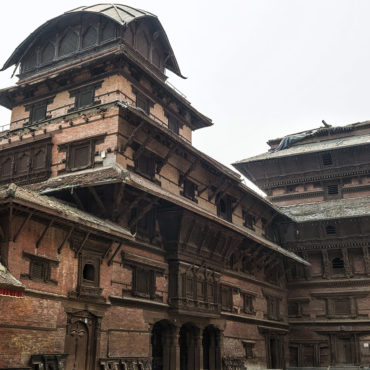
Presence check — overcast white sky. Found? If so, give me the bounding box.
[0,0,369,178]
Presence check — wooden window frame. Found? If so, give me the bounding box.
[68,82,102,112]
[21,251,59,285]
[25,98,53,125]
[326,296,357,319]
[220,285,233,312]
[216,194,233,222]
[59,135,105,173]
[242,293,256,315]
[242,210,256,230]
[180,177,198,202]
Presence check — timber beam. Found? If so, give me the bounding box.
[232,193,247,213]
[88,186,107,218]
[75,232,91,257]
[71,188,85,211]
[133,135,153,161]
[58,226,74,254]
[108,242,122,266]
[179,158,199,185]
[121,121,145,153]
[36,219,54,248]
[13,212,33,242]
[128,200,158,229]
[157,143,177,173]
[112,183,126,221]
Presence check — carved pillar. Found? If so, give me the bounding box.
[322,250,331,279]
[163,331,171,370]
[196,331,203,370]
[362,247,370,276]
[341,248,353,278]
[215,330,223,370]
[171,326,181,370]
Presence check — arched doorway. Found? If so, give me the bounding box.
[151,320,175,370]
[180,323,199,370]
[203,326,221,370]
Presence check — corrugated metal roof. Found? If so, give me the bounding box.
[279,196,370,222]
[234,132,370,164]
[1,3,182,77]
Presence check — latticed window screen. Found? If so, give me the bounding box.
[59,30,78,56]
[82,27,97,49]
[67,141,94,171]
[334,299,351,315]
[322,152,333,166]
[220,285,233,311]
[41,43,55,64]
[101,21,116,42]
[136,153,155,179]
[133,267,155,298]
[243,294,254,314]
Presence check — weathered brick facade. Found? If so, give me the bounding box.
[3,3,365,370]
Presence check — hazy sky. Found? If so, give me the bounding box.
[0,0,369,178]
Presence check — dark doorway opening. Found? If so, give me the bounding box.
[203,325,220,370]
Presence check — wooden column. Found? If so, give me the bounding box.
[215,330,223,370]
[171,326,181,370]
[196,331,203,370]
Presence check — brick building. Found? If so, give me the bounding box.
[0,3,366,370]
[234,123,370,368]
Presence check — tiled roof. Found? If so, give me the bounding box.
[279,196,370,222]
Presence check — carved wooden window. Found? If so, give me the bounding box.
[77,253,101,297]
[326,225,336,235]
[266,295,280,320]
[327,184,339,195]
[82,26,97,49]
[286,185,296,193]
[135,151,156,180]
[181,178,197,201]
[69,82,101,111]
[331,256,345,276]
[66,140,94,171]
[243,342,255,359]
[242,293,255,314]
[136,92,150,114]
[22,49,37,72]
[216,194,233,222]
[220,285,233,311]
[243,211,256,230]
[334,299,351,315]
[22,252,58,284]
[0,138,51,185]
[132,265,155,299]
[327,297,356,318]
[322,152,333,166]
[41,43,55,64]
[168,116,180,135]
[101,21,116,42]
[59,30,78,56]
